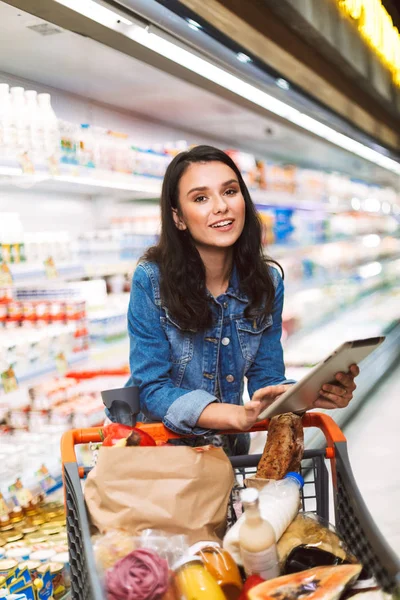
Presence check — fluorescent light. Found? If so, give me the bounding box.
[54,0,132,26]
[276,78,290,90]
[237,52,252,63]
[54,0,400,176]
[381,201,391,214]
[358,261,382,278]
[187,19,202,31]
[351,197,361,210]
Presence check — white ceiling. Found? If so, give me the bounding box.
[0,1,398,188]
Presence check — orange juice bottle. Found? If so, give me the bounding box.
[173,556,226,600]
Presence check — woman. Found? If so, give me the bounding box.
[124,145,359,454]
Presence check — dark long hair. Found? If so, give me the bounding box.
[144,145,280,330]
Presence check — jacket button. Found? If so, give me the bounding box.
[226,374,234,383]
[223,301,228,309]
[221,337,230,346]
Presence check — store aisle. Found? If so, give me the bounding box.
[343,363,400,557]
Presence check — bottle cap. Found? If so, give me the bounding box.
[189,541,220,555]
[240,487,259,505]
[284,472,304,488]
[172,555,203,571]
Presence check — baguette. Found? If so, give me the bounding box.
[256,413,304,479]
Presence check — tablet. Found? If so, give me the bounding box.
[256,336,386,421]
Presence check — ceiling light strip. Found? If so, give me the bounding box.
[55,0,400,176]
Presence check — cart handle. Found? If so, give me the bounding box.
[61,411,346,471]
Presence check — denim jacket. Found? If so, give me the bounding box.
[124,261,294,439]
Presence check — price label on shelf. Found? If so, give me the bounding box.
[0,262,13,286]
[18,151,35,174]
[1,366,18,393]
[0,491,9,516]
[55,351,68,375]
[44,256,58,279]
[8,477,33,507]
[35,464,57,493]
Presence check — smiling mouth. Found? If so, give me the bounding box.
[210,220,234,228]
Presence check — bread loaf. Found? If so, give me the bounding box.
[256,413,304,479]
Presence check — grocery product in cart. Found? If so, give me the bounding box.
[239,487,280,580]
[63,413,400,600]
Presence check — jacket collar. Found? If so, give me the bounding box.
[225,265,249,303]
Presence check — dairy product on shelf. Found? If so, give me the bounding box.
[37,92,59,160]
[10,86,29,154]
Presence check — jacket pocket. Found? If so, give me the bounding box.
[161,310,194,365]
[235,314,273,362]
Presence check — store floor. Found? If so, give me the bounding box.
[343,362,400,558]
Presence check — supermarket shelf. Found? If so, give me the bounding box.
[0,165,162,198]
[4,259,137,286]
[9,261,85,284]
[15,350,90,385]
[7,339,128,392]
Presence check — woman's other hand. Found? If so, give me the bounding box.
[314,364,360,409]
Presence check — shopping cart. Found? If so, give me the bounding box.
[61,412,400,600]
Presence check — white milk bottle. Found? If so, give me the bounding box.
[239,488,280,580]
[37,92,59,159]
[223,472,304,565]
[0,83,12,152]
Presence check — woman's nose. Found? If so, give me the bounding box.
[212,194,228,213]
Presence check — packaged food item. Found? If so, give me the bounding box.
[18,559,41,582]
[29,549,56,563]
[92,529,136,572]
[0,558,17,578]
[37,562,65,599]
[277,513,356,572]
[190,541,242,600]
[224,473,304,565]
[52,552,70,588]
[5,547,30,561]
[106,548,169,600]
[247,564,362,600]
[173,556,226,600]
[256,414,304,480]
[239,489,279,581]
[101,423,156,447]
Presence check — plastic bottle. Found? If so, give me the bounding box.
[0,83,12,151]
[239,487,280,580]
[256,472,304,539]
[10,86,29,153]
[173,556,226,600]
[223,472,304,566]
[37,93,59,159]
[78,124,96,168]
[190,541,243,600]
[24,90,41,157]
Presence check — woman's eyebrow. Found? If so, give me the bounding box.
[186,179,239,197]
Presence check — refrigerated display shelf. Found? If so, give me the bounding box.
[0,165,162,198]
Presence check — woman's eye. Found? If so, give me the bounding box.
[224,188,238,196]
[194,195,207,202]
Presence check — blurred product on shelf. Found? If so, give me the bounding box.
[0,83,59,170]
[0,494,70,599]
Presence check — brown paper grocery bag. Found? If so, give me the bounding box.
[84,445,235,544]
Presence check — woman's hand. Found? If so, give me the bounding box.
[314,364,359,409]
[236,384,293,430]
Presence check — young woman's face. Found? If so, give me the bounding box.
[174,161,246,250]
